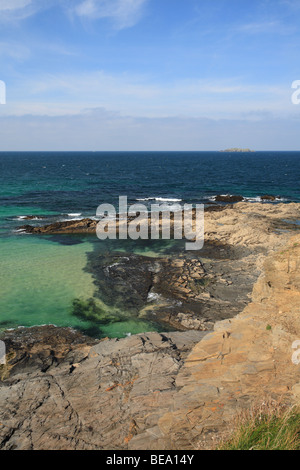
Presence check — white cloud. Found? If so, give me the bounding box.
[239,21,279,33]
[75,0,148,29]
[237,19,296,35]
[11,71,291,121]
[0,0,38,21]
[0,109,299,151]
[0,0,59,21]
[0,0,147,28]
[0,41,30,60]
[0,0,32,11]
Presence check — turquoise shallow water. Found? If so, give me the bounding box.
[0,235,95,329]
[0,202,164,337]
[0,234,163,337]
[0,151,299,337]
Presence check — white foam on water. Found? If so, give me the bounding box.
[136,197,182,203]
[147,292,161,302]
[244,196,262,202]
[13,229,31,235]
[15,216,44,221]
[155,197,183,203]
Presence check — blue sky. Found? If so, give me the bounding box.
[0,0,300,150]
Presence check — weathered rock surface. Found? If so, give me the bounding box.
[154,233,300,450]
[204,204,228,213]
[149,248,260,328]
[0,330,206,450]
[0,326,97,380]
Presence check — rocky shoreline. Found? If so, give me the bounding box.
[81,201,300,333]
[1,202,300,449]
[87,240,259,333]
[17,201,300,333]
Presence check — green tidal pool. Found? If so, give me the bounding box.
[0,235,94,329]
[0,203,181,338]
[0,234,161,338]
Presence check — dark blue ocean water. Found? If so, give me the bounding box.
[1,151,299,218]
[0,151,299,337]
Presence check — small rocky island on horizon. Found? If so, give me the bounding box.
[220,148,255,152]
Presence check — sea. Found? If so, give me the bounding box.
[0,151,299,338]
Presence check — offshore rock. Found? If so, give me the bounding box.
[20,218,98,234]
[214,195,244,203]
[261,195,277,201]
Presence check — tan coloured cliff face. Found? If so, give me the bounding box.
[204,202,300,249]
[153,234,300,450]
[250,236,300,333]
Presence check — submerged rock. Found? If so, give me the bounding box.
[87,253,157,313]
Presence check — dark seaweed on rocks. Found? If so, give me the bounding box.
[71,298,123,324]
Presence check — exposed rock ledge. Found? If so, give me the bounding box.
[0,327,206,450]
[1,203,300,450]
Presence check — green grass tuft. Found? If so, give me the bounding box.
[218,401,300,450]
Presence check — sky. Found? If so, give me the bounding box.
[0,0,300,150]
